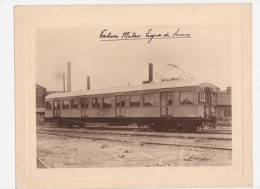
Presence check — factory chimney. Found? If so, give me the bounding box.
[142,63,154,84]
[148,63,153,82]
[87,76,90,90]
[67,62,71,92]
[62,74,65,92]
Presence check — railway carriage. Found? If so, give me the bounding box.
[45,79,218,132]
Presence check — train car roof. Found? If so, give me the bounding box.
[45,79,218,100]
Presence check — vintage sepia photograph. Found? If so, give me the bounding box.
[36,26,232,168]
[15,4,252,188]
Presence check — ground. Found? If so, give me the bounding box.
[37,131,232,168]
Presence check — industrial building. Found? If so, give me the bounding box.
[36,84,47,122]
[216,87,232,121]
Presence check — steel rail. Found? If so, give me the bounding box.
[38,121,231,135]
[37,131,232,151]
[37,127,232,141]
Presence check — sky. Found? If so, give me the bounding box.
[36,26,231,91]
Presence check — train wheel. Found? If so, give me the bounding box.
[191,124,198,132]
[178,122,191,133]
[56,119,62,127]
[165,123,177,132]
[149,123,163,131]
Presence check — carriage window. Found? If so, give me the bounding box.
[116,96,125,107]
[45,101,52,110]
[144,94,156,106]
[92,97,102,108]
[103,97,112,108]
[168,96,173,105]
[129,95,141,107]
[211,92,216,105]
[54,101,60,108]
[180,91,194,104]
[71,99,80,109]
[62,100,70,109]
[154,94,160,105]
[198,92,206,103]
[82,98,89,108]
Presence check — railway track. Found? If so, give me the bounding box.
[38,121,231,135]
[37,127,232,141]
[37,128,232,151]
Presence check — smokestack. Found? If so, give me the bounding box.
[148,63,153,82]
[87,76,90,90]
[67,62,71,92]
[62,74,65,92]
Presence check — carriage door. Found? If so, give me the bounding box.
[115,95,125,117]
[160,92,173,116]
[204,87,213,118]
[53,100,61,118]
[81,98,89,117]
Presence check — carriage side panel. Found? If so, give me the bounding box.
[61,109,81,118]
[44,100,53,119]
[125,107,160,117]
